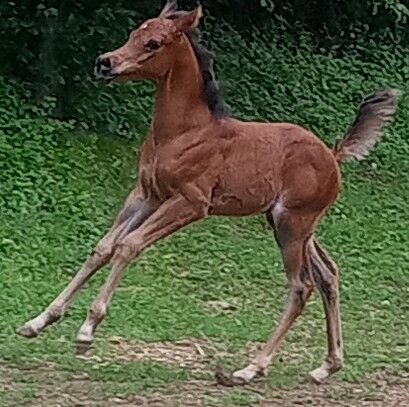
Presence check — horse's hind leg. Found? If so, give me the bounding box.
[17,187,157,338]
[307,237,343,383]
[222,207,317,384]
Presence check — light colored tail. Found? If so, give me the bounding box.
[333,89,400,162]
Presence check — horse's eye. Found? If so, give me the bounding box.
[145,39,161,51]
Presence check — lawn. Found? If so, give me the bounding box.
[1,126,408,406]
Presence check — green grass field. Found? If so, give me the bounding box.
[1,127,408,405]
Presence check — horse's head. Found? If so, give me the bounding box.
[95,1,202,81]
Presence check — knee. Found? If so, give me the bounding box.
[92,243,113,261]
[112,240,138,264]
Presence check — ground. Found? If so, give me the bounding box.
[0,134,408,406]
[1,337,408,406]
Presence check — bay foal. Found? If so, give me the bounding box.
[18,1,399,385]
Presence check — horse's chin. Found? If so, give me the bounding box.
[114,72,144,82]
[106,75,118,83]
[111,74,130,82]
[97,70,149,83]
[95,73,118,83]
[114,66,154,81]
[101,74,137,83]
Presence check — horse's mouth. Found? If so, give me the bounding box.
[94,65,118,81]
[101,74,118,83]
[95,72,118,81]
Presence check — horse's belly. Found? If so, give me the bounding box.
[209,177,278,216]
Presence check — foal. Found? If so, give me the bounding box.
[18,1,399,385]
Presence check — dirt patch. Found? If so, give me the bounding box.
[258,374,409,407]
[107,336,229,373]
[106,337,409,406]
[2,348,408,407]
[0,363,110,407]
[142,372,409,407]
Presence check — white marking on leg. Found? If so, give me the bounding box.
[272,196,285,225]
[77,320,96,343]
[232,363,262,382]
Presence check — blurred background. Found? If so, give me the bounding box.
[1,0,409,136]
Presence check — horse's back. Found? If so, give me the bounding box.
[210,118,341,216]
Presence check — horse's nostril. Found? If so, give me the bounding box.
[95,56,113,78]
[100,57,111,69]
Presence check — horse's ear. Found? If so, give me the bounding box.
[159,1,178,18]
[173,5,203,32]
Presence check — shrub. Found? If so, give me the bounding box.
[1,1,408,133]
[0,77,75,217]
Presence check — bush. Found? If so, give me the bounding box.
[0,77,75,217]
[2,20,408,166]
[1,1,408,133]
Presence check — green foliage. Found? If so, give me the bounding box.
[0,77,75,219]
[373,0,409,24]
[75,80,155,139]
[3,18,409,141]
[1,0,409,136]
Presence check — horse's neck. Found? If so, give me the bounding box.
[151,36,211,144]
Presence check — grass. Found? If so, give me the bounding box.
[0,128,408,405]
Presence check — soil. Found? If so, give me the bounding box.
[1,337,408,407]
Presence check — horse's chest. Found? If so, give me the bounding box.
[140,145,212,200]
[139,152,182,198]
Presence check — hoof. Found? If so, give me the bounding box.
[307,359,343,384]
[306,367,334,385]
[75,340,93,356]
[17,324,38,338]
[215,368,248,387]
[305,371,325,385]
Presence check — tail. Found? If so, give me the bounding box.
[333,89,400,162]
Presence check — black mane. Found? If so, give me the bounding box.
[185,30,226,117]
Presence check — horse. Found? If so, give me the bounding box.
[18,1,399,385]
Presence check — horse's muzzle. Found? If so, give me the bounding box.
[95,56,114,79]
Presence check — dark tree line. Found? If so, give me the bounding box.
[1,0,407,118]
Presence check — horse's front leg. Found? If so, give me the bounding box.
[76,194,208,351]
[17,186,157,338]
